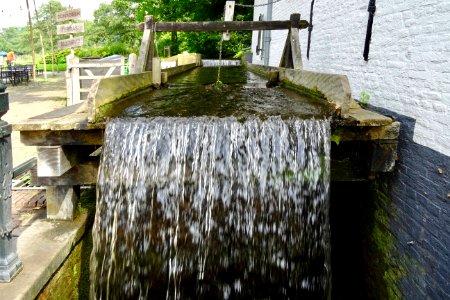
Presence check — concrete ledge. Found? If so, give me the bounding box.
[278,68,357,115]
[0,213,89,300]
[87,63,200,123]
[87,72,154,123]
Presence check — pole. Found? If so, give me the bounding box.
[33,0,47,80]
[307,0,315,59]
[363,0,376,61]
[25,0,37,80]
[0,90,22,282]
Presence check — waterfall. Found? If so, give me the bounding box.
[91,116,331,299]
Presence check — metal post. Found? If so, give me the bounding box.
[263,0,273,66]
[0,89,22,282]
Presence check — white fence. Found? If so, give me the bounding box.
[66,54,125,106]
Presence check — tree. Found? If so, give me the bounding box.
[25,0,36,80]
[0,27,30,54]
[35,0,65,72]
[86,0,141,48]
[132,0,254,58]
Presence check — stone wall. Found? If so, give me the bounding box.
[251,0,450,298]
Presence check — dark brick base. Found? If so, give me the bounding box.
[331,106,450,299]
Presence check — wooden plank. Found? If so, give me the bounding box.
[20,129,104,146]
[152,57,161,86]
[289,14,303,70]
[72,60,81,104]
[69,62,123,68]
[57,23,84,35]
[79,75,119,80]
[137,15,154,72]
[128,53,137,74]
[37,145,93,177]
[31,161,99,186]
[290,28,303,69]
[58,36,84,50]
[56,8,81,23]
[279,31,294,69]
[138,19,309,32]
[223,1,235,41]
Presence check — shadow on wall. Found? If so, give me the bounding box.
[331,106,450,299]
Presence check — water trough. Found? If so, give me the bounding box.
[7,13,399,298]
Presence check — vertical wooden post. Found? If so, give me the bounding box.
[223,1,235,41]
[71,56,81,104]
[279,14,303,69]
[152,57,161,86]
[128,53,137,74]
[46,186,80,220]
[65,53,74,106]
[289,13,303,69]
[120,57,125,75]
[137,15,155,73]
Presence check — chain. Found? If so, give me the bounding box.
[235,0,282,8]
[217,35,224,83]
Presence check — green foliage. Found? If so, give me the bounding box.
[135,0,254,58]
[85,0,141,48]
[0,27,31,54]
[331,134,341,145]
[359,89,371,106]
[1,0,254,61]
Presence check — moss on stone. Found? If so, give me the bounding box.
[38,188,96,299]
[364,182,408,300]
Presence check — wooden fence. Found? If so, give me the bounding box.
[66,54,125,106]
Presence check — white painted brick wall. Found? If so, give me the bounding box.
[251,0,450,156]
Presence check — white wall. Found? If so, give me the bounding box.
[251,0,450,156]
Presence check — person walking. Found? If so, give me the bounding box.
[6,51,16,68]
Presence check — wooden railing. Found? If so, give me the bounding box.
[66,54,125,106]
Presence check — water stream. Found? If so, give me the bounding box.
[91,67,332,299]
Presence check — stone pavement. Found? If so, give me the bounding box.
[3,73,66,167]
[0,74,90,299]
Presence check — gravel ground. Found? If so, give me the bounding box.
[3,73,67,168]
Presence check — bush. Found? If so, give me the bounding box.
[40,43,139,65]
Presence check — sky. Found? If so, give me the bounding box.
[0,0,112,29]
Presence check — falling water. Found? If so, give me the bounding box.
[91,115,331,299]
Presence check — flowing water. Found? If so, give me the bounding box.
[91,67,332,299]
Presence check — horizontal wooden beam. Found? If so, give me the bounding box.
[138,20,309,32]
[37,145,98,177]
[20,129,104,146]
[31,161,99,186]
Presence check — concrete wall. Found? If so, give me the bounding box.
[251,0,450,298]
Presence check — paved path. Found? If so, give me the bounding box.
[3,73,66,167]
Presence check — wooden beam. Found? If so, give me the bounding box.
[31,161,98,186]
[20,129,104,146]
[279,14,303,70]
[138,19,309,32]
[46,185,80,220]
[37,145,94,177]
[289,14,303,69]
[137,15,155,72]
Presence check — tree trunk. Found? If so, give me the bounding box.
[33,0,47,80]
[25,0,36,81]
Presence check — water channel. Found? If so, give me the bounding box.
[91,66,334,299]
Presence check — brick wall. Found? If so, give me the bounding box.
[252,0,450,156]
[251,0,450,298]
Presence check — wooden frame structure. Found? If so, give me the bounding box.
[66,55,125,106]
[137,13,309,72]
